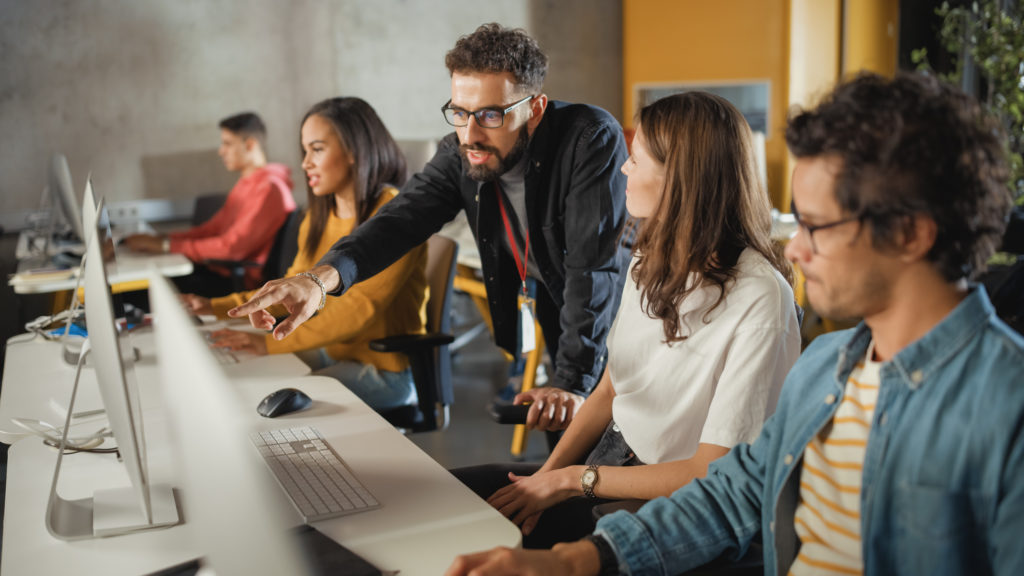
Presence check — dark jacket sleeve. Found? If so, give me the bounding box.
[550,119,630,394]
[316,138,464,294]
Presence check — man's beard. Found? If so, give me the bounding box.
[459,125,530,182]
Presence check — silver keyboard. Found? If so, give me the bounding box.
[210,344,239,365]
[201,331,239,364]
[250,426,380,522]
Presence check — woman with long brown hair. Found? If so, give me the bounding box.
[184,97,428,411]
[455,91,801,548]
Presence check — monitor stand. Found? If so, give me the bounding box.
[44,340,179,540]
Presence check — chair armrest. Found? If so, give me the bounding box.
[369,332,454,353]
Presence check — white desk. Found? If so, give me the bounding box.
[0,328,311,444]
[9,248,193,295]
[0,330,520,576]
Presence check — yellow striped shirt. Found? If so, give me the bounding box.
[789,341,880,576]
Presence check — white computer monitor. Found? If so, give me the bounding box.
[58,177,97,345]
[148,274,311,574]
[45,199,179,541]
[81,177,97,248]
[48,153,85,244]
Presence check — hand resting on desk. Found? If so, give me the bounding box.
[207,328,268,355]
[179,293,213,316]
[228,264,340,340]
[446,540,601,576]
[120,233,166,254]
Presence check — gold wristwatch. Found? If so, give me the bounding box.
[581,464,599,498]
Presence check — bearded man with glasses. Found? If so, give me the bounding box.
[231,23,631,432]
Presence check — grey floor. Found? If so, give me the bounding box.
[409,292,550,468]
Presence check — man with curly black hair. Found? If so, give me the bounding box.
[447,72,1024,576]
[232,23,630,432]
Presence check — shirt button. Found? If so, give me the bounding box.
[825,394,837,405]
[784,454,794,465]
[611,423,620,433]
[911,370,924,384]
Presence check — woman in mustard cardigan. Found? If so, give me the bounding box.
[182,97,428,410]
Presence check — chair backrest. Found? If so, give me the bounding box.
[421,235,458,415]
[372,235,458,432]
[191,192,228,226]
[395,139,438,181]
[261,209,302,282]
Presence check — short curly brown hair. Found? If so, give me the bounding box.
[445,23,547,94]
[786,72,1012,281]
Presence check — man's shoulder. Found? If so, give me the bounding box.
[533,101,625,166]
[248,163,292,188]
[546,100,619,121]
[967,317,1024,391]
[543,100,622,135]
[789,329,854,375]
[438,132,461,152]
[423,134,466,180]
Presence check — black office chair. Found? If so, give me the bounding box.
[190,192,228,226]
[371,235,459,433]
[203,209,301,292]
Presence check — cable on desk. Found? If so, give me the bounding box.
[42,438,120,455]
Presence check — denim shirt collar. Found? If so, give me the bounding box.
[834,285,994,391]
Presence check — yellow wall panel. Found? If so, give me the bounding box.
[623,0,790,207]
[844,0,900,76]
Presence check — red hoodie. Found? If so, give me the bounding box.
[170,163,295,288]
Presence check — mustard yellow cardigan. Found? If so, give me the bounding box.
[210,188,428,372]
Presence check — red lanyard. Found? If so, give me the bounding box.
[495,182,530,296]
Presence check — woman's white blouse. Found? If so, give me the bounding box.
[609,249,801,464]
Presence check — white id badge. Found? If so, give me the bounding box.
[519,298,536,354]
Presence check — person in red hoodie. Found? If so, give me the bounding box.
[123,112,295,296]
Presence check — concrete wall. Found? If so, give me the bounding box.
[0,0,622,229]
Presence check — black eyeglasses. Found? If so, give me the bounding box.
[790,200,862,254]
[441,95,534,128]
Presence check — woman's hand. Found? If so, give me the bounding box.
[207,328,268,355]
[180,294,213,316]
[486,468,579,534]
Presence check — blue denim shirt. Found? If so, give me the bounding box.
[596,286,1024,575]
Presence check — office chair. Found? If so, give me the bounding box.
[371,235,458,433]
[190,192,228,226]
[203,209,300,292]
